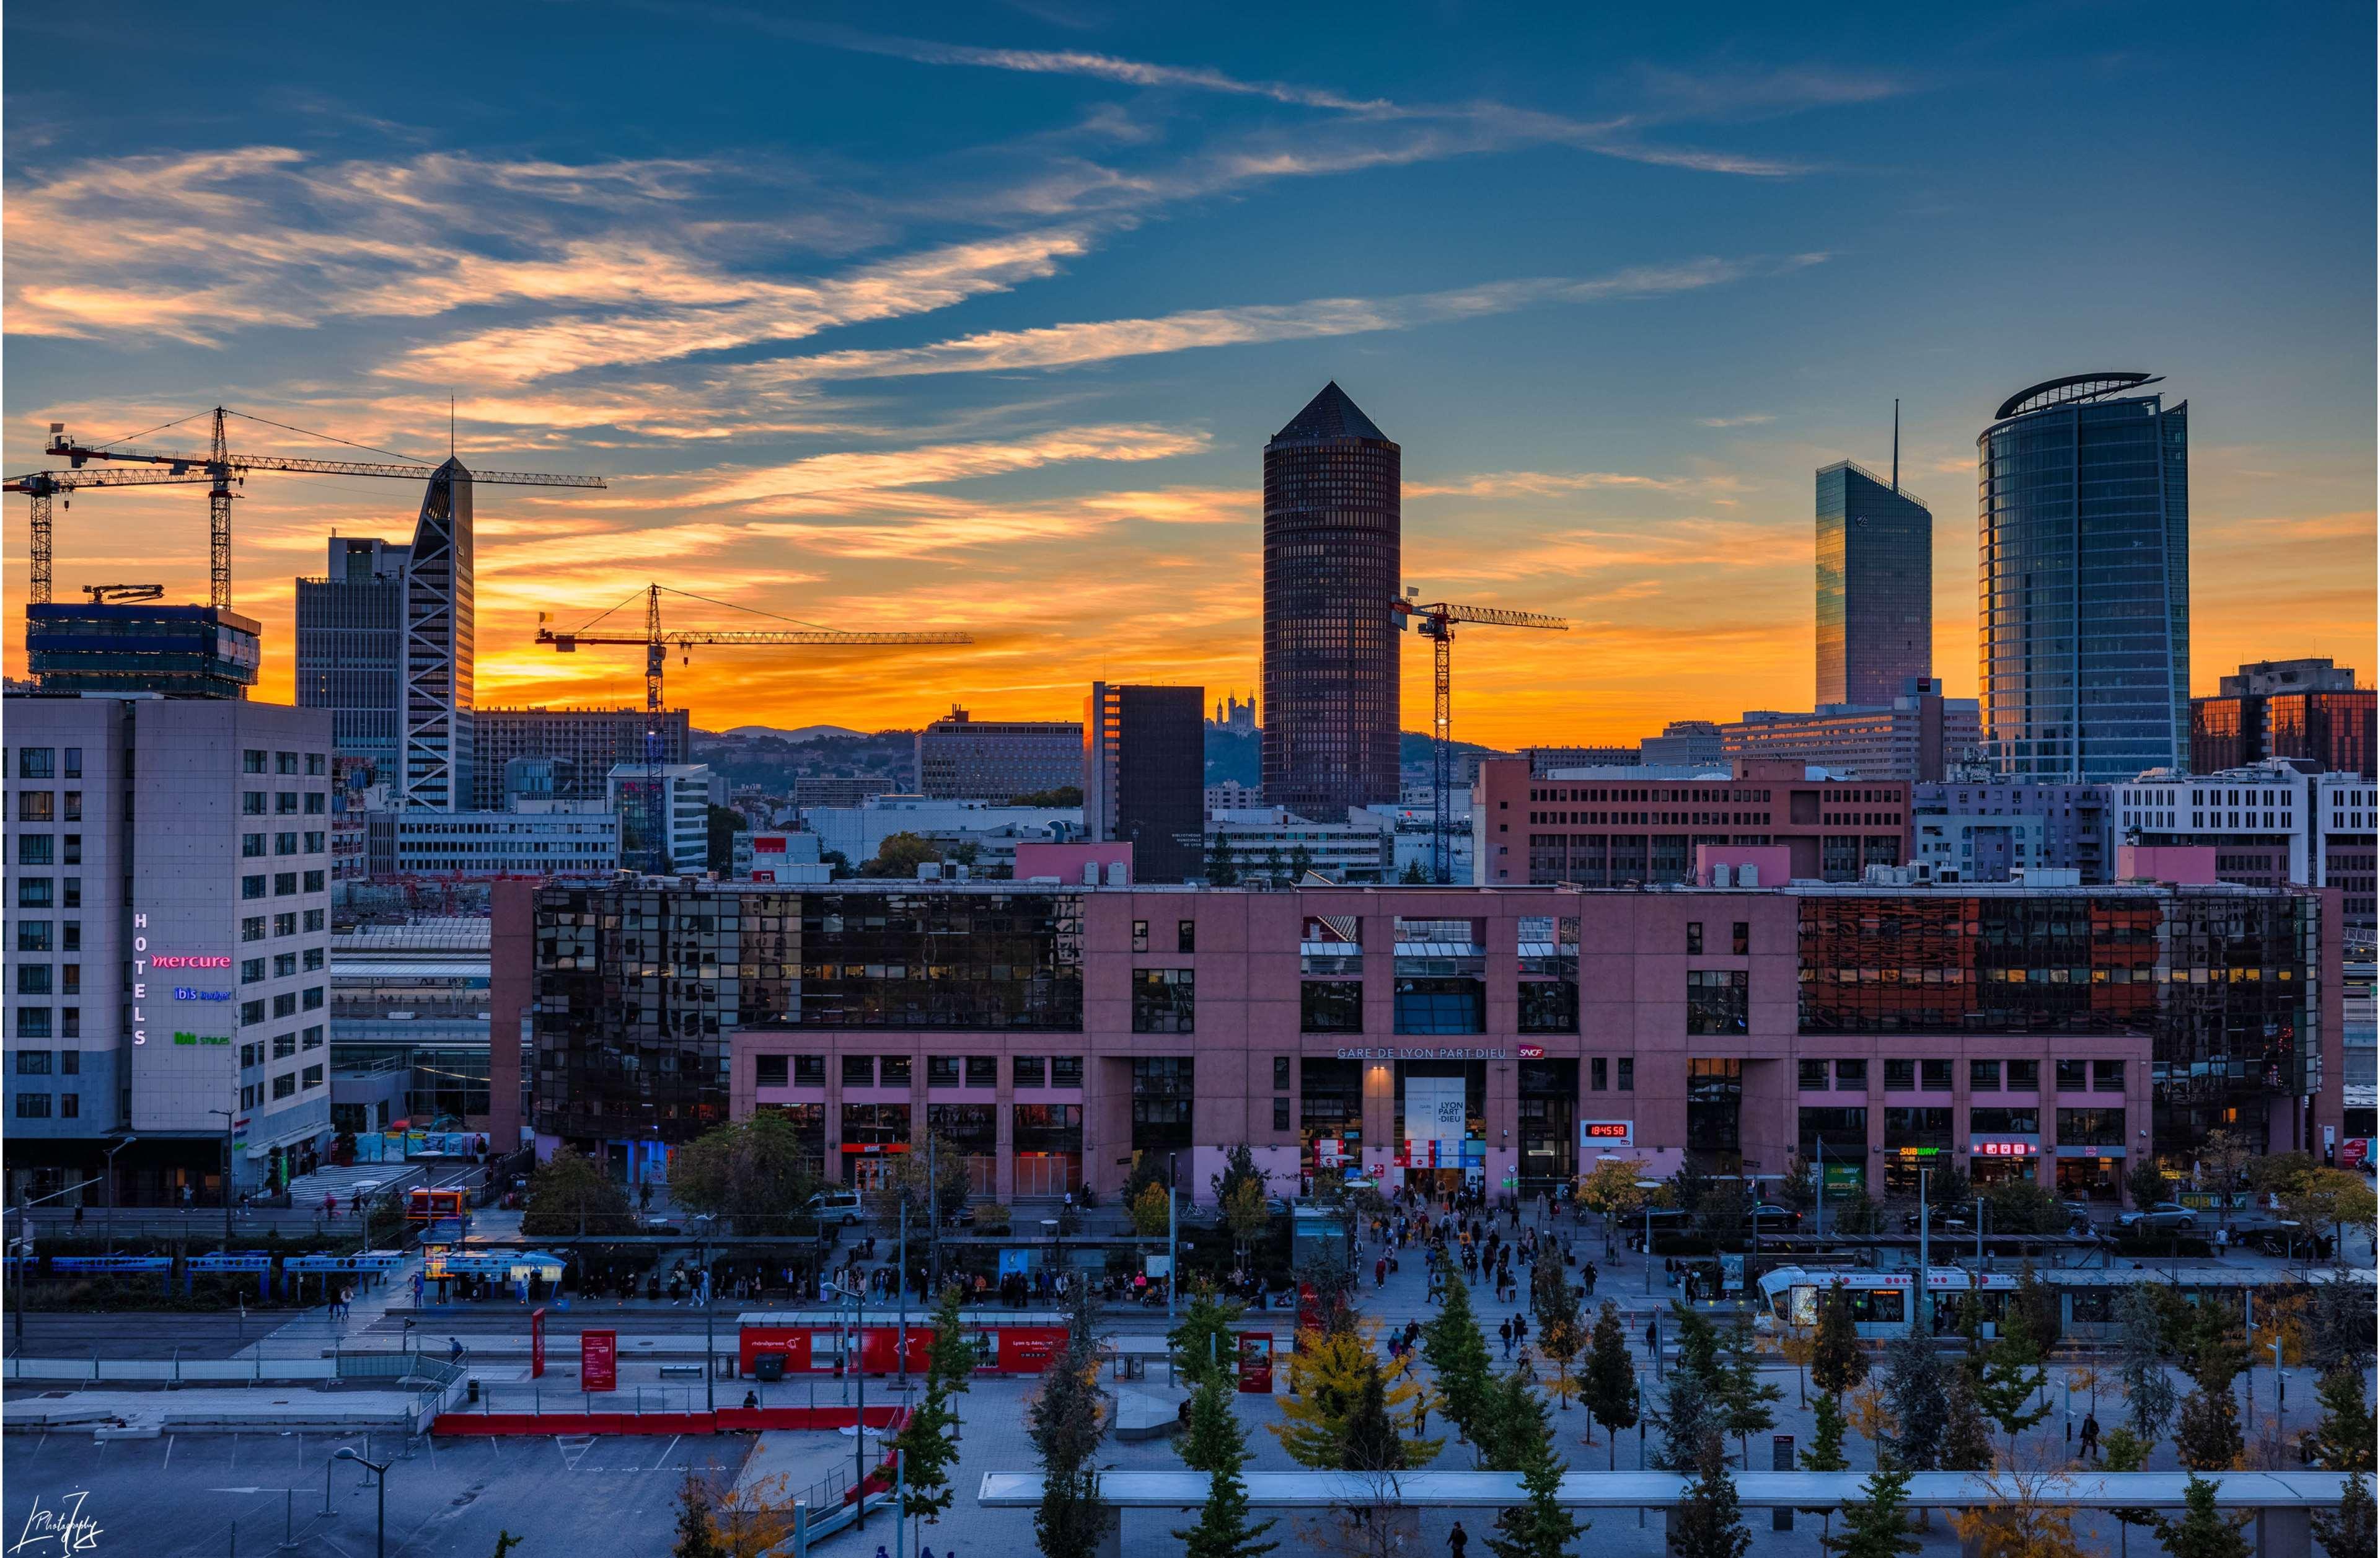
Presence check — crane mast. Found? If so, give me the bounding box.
[1393,594,1569,883]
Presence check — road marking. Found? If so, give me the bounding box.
[162,1433,174,1470]
[554,1435,596,1471]
[650,1435,681,1471]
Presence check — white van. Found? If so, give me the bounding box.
[809,1190,863,1226]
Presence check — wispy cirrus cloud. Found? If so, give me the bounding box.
[678,423,1207,510]
[1696,412,1776,428]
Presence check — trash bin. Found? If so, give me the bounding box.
[754,1353,785,1383]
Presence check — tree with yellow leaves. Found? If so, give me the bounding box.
[1576,1156,1655,1256]
[1950,1461,2090,1558]
[1768,1315,1821,1406]
[1271,1321,1442,1470]
[1848,1381,1897,1449]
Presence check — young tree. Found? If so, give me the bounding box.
[1029,1283,1110,1558]
[1286,844,1316,881]
[1950,1465,2088,1558]
[888,1285,974,1527]
[2125,1160,2169,1215]
[1483,1371,1585,1558]
[1800,1393,1852,1540]
[1770,1316,1820,1406]
[862,830,943,878]
[1205,834,1240,886]
[671,1473,725,1558]
[1973,1309,2053,1457]
[2101,1427,2160,1557]
[1810,1283,1869,1403]
[1669,1432,1751,1558]
[522,1146,633,1236]
[1530,1255,1585,1410]
[1170,1281,1248,1389]
[1823,1461,1921,1558]
[1882,1329,1950,1472]
[1937,1367,1996,1474]
[1173,1378,1280,1558]
[1714,1318,1783,1467]
[1423,1275,1496,1443]
[2173,1380,2244,1472]
[2303,1271,2379,1379]
[1652,1355,1729,1472]
[2198,1129,2254,1230]
[2311,1471,2376,1558]
[1577,1158,1652,1254]
[1580,1301,1641,1471]
[2278,1167,2379,1259]
[2150,1474,2251,1558]
[2115,1285,2179,1443]
[1341,1366,1414,1474]
[2307,1366,2378,1472]
[1128,1180,1173,1237]
[1222,1180,1272,1274]
[666,1112,820,1232]
[1274,1323,1440,1469]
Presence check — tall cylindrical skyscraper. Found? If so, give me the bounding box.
[1978,373,2189,781]
[1263,382,1401,817]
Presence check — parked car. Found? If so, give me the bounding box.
[2117,1201,2200,1233]
[1746,1203,1803,1231]
[808,1189,864,1226]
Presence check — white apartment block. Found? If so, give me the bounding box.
[365,806,620,876]
[5,695,335,1203]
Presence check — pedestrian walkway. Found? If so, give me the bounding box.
[238,1246,421,1362]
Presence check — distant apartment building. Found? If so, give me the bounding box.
[27,600,262,700]
[365,808,620,877]
[1085,683,1206,882]
[1524,746,1640,775]
[472,705,690,809]
[605,763,718,875]
[1721,679,1979,784]
[793,776,897,809]
[2115,762,2376,933]
[297,537,408,779]
[1816,459,1933,707]
[4,695,335,1206]
[914,706,1082,800]
[1207,808,1395,885]
[1473,757,1910,886]
[1639,721,1725,767]
[2190,658,2374,778]
[801,795,1082,876]
[1910,781,2112,882]
[1205,780,1261,812]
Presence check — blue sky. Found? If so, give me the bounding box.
[6,1,2372,742]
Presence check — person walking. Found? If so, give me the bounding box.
[1447,1519,1469,1558]
[2080,1412,2101,1461]
[1500,1316,1515,1358]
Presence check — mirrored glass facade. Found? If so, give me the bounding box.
[1978,385,2189,781]
[1815,460,1932,707]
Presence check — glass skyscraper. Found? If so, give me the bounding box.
[296,536,409,782]
[1815,460,1932,707]
[1978,374,2189,782]
[1263,382,1401,816]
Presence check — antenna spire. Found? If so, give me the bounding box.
[449,395,455,457]
[1892,398,1900,493]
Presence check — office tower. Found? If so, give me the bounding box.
[400,459,474,812]
[297,536,409,781]
[1084,682,1205,881]
[1263,382,1400,817]
[2190,658,2374,778]
[1979,373,2190,782]
[472,706,692,809]
[913,706,1083,799]
[1815,458,1932,706]
[2,694,335,1203]
[1637,720,1725,767]
[1722,678,1979,783]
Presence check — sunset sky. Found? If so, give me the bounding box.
[6,3,2372,747]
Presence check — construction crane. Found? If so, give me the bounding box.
[82,584,164,604]
[1393,591,1569,884]
[4,467,216,604]
[43,407,606,608]
[537,583,973,873]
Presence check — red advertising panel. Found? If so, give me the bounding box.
[737,1326,815,1375]
[531,1307,547,1380]
[997,1326,1066,1373]
[2343,1138,2371,1169]
[1236,1332,1274,1394]
[581,1329,618,1392]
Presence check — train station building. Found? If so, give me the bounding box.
[511,866,2343,1207]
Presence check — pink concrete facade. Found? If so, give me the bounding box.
[1474,757,1910,885]
[1013,840,1133,884]
[2117,845,2222,885]
[724,883,2165,1206]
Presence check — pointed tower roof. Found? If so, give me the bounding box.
[1271,381,1389,445]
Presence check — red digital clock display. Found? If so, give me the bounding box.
[1584,1124,1631,1140]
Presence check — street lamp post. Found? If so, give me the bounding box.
[333,1446,389,1558]
[103,1134,136,1253]
[1166,1151,1179,1326]
[830,1273,870,1533]
[691,1213,717,1412]
[206,1109,236,1248]
[1636,1179,1661,1295]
